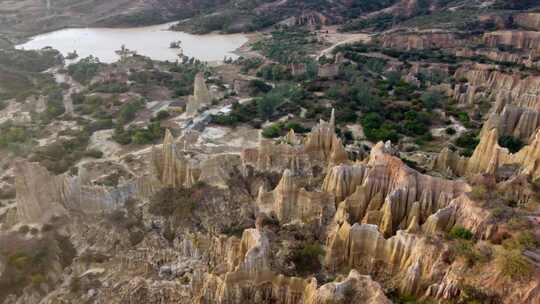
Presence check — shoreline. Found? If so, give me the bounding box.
[15,23,254,65]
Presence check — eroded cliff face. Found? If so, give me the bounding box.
[8,126,540,304]
[434,127,540,180]
[256,169,335,226]
[242,110,348,174]
[322,142,469,237]
[379,30,461,50]
[482,105,540,142]
[452,64,540,110]
[303,270,391,304]
[515,13,540,31]
[325,223,449,296]
[483,30,540,52]
[152,129,198,188]
[14,161,67,223]
[14,160,160,223]
[186,72,212,116]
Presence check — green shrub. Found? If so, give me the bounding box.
[45,87,66,119]
[30,274,46,286]
[262,123,282,138]
[251,28,314,64]
[153,110,170,121]
[283,122,309,134]
[84,149,103,159]
[248,79,272,95]
[290,243,325,274]
[117,99,145,125]
[498,135,524,153]
[503,231,538,251]
[450,226,473,240]
[469,185,487,200]
[420,90,443,110]
[67,56,101,84]
[455,132,479,152]
[516,231,538,250]
[90,81,128,93]
[452,240,487,267]
[130,122,164,145]
[496,249,532,280]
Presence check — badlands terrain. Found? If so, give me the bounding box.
[1,0,540,303]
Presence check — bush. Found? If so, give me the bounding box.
[67,56,101,84]
[262,123,282,138]
[420,90,444,111]
[131,122,164,145]
[449,226,473,240]
[455,132,479,151]
[84,149,103,159]
[90,81,128,93]
[30,274,46,286]
[498,135,524,153]
[516,231,538,250]
[283,122,309,134]
[452,240,486,267]
[248,79,272,95]
[503,231,538,251]
[45,87,66,119]
[469,185,487,200]
[149,186,198,226]
[496,249,532,280]
[153,110,170,121]
[117,99,145,125]
[290,243,324,274]
[69,277,81,293]
[361,113,399,143]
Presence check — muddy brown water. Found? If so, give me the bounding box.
[16,22,248,63]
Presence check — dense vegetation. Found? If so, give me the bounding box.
[252,27,320,64]
[67,56,101,84]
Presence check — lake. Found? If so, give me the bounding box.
[16,22,248,63]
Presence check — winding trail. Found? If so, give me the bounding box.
[317,33,372,59]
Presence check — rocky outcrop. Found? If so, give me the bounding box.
[242,137,312,174]
[14,161,67,223]
[15,160,161,223]
[194,226,308,304]
[482,105,540,142]
[325,223,449,296]
[197,227,392,304]
[430,147,468,177]
[152,129,198,188]
[455,48,538,68]
[434,127,540,180]
[303,270,391,304]
[483,31,540,52]
[322,142,469,236]
[379,31,461,50]
[453,64,540,110]
[186,72,212,116]
[304,109,348,166]
[515,13,540,31]
[242,110,348,174]
[256,170,335,225]
[197,271,310,304]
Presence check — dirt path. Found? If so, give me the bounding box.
[317,31,371,59]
